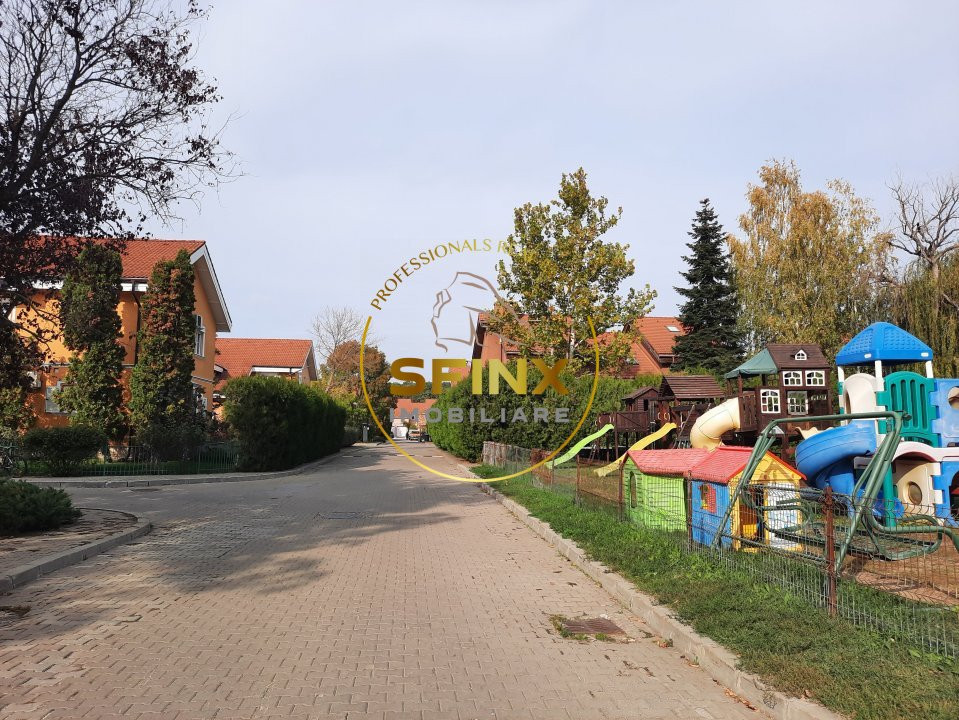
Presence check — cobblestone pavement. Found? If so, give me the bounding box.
[0,510,137,577]
[0,444,760,720]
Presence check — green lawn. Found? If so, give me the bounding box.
[476,467,959,720]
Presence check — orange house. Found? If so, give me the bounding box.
[17,239,232,428]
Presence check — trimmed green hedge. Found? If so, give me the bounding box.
[223,376,346,471]
[428,363,659,461]
[0,479,81,534]
[21,425,107,476]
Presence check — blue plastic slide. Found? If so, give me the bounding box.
[795,421,877,494]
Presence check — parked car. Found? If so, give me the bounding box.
[407,428,421,442]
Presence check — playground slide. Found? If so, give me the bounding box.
[594,422,678,477]
[689,398,741,450]
[546,423,614,468]
[794,421,876,493]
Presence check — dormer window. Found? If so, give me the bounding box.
[794,350,807,361]
[666,325,680,332]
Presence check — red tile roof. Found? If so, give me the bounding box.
[636,316,685,356]
[685,446,804,484]
[625,448,710,476]
[216,338,315,381]
[116,239,205,278]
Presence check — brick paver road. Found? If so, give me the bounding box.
[0,444,759,720]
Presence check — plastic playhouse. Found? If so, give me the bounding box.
[597,321,959,562]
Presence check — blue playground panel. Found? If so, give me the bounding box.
[930,378,959,447]
[933,460,959,525]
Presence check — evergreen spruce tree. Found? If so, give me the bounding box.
[58,245,127,440]
[673,199,744,374]
[129,250,202,458]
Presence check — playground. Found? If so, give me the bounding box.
[487,321,959,657]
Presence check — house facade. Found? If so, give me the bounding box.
[214,338,318,391]
[18,239,231,427]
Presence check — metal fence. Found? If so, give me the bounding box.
[16,442,239,477]
[482,441,959,658]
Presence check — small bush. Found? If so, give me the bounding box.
[223,376,346,471]
[22,425,107,476]
[0,479,81,534]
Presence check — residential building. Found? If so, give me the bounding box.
[214,337,318,391]
[471,313,688,376]
[19,239,231,426]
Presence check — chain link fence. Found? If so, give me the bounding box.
[482,441,959,658]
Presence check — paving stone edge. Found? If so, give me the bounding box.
[473,477,844,720]
[0,511,152,593]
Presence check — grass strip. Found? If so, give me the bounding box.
[477,467,959,720]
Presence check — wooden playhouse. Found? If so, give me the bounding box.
[622,449,709,531]
[686,446,804,550]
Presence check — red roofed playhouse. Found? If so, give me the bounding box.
[686,447,804,551]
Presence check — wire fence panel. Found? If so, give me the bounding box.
[19,442,239,477]
[481,440,959,658]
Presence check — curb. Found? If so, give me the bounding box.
[19,445,366,489]
[0,510,152,592]
[476,479,843,720]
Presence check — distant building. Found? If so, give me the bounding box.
[214,338,317,387]
[471,313,688,376]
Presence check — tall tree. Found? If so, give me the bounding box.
[729,160,891,359]
[57,245,126,439]
[321,340,392,426]
[0,0,229,413]
[893,257,959,378]
[492,168,656,372]
[672,200,743,374]
[128,250,200,457]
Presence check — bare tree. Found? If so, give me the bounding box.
[311,306,365,363]
[1,0,231,426]
[889,176,959,283]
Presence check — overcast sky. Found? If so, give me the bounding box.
[150,1,959,361]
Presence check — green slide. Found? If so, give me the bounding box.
[546,424,615,468]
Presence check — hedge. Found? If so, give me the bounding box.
[21,425,107,476]
[223,376,346,471]
[428,363,659,461]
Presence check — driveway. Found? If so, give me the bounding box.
[0,444,757,719]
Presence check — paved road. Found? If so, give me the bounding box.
[0,444,757,720]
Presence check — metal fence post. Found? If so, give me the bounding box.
[684,477,693,548]
[823,486,838,617]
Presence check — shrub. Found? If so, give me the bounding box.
[342,426,361,447]
[0,479,81,534]
[223,376,346,471]
[22,425,107,476]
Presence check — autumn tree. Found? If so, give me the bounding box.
[57,245,127,439]
[321,340,392,426]
[0,0,229,417]
[128,250,202,457]
[673,200,743,374]
[493,168,655,373]
[729,160,891,359]
[893,258,959,378]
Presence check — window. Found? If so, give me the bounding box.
[193,384,208,411]
[782,370,803,386]
[699,483,716,513]
[194,315,206,356]
[44,381,65,414]
[629,471,637,508]
[787,391,808,416]
[805,370,825,386]
[760,389,780,414]
[794,350,807,360]
[666,325,680,332]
